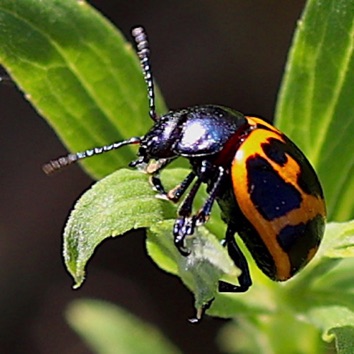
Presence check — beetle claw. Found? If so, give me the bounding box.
[175,241,190,257]
[174,233,190,256]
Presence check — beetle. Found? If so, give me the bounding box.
[44,26,326,318]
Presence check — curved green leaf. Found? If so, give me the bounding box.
[0,0,166,179]
[303,306,354,354]
[64,168,175,287]
[276,0,354,221]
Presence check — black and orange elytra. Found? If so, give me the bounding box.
[44,27,326,314]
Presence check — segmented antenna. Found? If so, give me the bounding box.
[43,136,141,174]
[43,27,156,175]
[131,26,158,122]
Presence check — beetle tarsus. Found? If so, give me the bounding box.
[173,217,191,256]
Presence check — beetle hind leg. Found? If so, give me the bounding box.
[219,226,252,293]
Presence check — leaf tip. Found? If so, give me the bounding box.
[72,276,85,290]
[66,262,86,289]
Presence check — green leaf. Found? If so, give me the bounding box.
[302,306,354,354]
[319,220,354,259]
[66,299,182,354]
[330,326,354,354]
[0,0,166,179]
[275,0,354,221]
[147,220,240,311]
[64,169,175,288]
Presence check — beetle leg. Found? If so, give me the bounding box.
[167,171,196,202]
[218,226,252,292]
[146,158,173,174]
[195,166,225,226]
[173,178,203,255]
[150,163,195,202]
[147,158,175,197]
[150,173,168,196]
[153,170,196,202]
[174,165,226,255]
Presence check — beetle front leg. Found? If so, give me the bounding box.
[151,168,196,204]
[146,158,175,197]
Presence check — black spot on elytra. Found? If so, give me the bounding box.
[277,214,325,276]
[262,138,288,166]
[246,156,302,220]
[278,136,324,198]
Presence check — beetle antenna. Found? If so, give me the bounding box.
[42,136,141,175]
[131,26,158,122]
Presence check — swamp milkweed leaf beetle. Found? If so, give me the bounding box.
[43,26,326,321]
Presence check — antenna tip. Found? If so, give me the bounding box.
[42,154,78,175]
[131,27,149,53]
[131,26,145,36]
